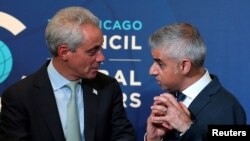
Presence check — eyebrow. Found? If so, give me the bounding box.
[153,58,161,62]
[87,45,102,52]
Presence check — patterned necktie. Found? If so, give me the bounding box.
[175,91,187,102]
[65,81,81,141]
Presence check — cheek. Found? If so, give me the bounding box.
[161,69,176,81]
[78,55,94,64]
[82,58,96,69]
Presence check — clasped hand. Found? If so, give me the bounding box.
[146,93,192,141]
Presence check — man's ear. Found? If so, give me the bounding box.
[179,59,191,75]
[58,44,69,60]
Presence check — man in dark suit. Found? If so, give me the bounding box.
[0,6,136,141]
[145,23,246,141]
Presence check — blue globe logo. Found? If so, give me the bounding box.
[0,40,13,83]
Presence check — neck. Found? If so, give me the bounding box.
[52,58,79,81]
[180,68,206,91]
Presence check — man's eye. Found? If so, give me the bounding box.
[87,46,102,56]
[158,62,166,68]
[157,62,163,66]
[87,49,98,56]
[88,51,96,56]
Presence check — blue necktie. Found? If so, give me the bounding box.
[176,91,186,102]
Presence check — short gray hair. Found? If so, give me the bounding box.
[149,23,206,69]
[45,6,100,56]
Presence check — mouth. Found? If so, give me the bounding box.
[156,79,161,85]
[91,65,100,72]
[91,68,98,72]
[92,64,99,70]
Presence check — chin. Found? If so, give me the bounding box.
[87,73,97,79]
[161,86,169,91]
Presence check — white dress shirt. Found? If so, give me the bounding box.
[182,69,212,107]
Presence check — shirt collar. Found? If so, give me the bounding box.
[47,60,71,90]
[182,69,212,100]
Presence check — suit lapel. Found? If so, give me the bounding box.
[188,90,210,116]
[188,75,221,118]
[34,63,65,141]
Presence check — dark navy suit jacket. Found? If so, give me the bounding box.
[0,61,136,141]
[163,74,246,141]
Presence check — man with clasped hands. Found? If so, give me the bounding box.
[145,23,246,141]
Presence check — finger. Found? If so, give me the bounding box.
[147,113,156,123]
[154,94,179,108]
[161,93,176,99]
[153,92,175,105]
[151,114,170,124]
[151,105,167,116]
[162,122,173,129]
[151,104,167,112]
[179,102,190,116]
[153,99,163,105]
[160,93,180,107]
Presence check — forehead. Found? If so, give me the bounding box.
[82,24,103,39]
[79,24,103,47]
[151,48,166,59]
[151,47,176,63]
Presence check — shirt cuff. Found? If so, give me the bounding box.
[144,132,163,141]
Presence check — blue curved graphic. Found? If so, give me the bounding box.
[0,40,13,83]
[0,12,26,83]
